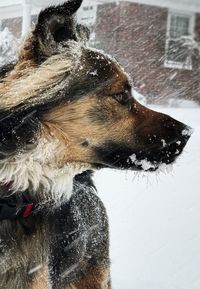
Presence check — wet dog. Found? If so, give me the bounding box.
[0,0,191,288]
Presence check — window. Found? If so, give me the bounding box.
[165,11,195,70]
[83,6,93,11]
[77,4,97,26]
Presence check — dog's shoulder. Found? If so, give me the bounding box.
[51,170,107,237]
[48,171,109,286]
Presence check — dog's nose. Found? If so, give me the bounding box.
[161,115,193,147]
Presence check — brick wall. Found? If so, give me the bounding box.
[95,2,200,103]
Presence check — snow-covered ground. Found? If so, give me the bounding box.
[94,105,200,289]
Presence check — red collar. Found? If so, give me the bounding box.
[0,202,35,221]
[22,203,35,218]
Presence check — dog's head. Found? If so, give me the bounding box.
[0,0,192,193]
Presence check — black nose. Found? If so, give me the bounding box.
[162,115,192,145]
[147,121,192,165]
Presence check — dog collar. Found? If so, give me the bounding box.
[0,202,35,221]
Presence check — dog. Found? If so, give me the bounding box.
[0,0,192,288]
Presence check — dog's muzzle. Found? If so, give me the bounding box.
[93,121,192,172]
[127,124,192,171]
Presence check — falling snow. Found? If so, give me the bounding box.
[0,1,200,289]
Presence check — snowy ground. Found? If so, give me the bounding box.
[94,105,200,289]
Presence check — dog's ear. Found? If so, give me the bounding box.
[34,0,83,56]
[76,24,90,43]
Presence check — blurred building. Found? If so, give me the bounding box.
[94,0,200,103]
[0,0,200,103]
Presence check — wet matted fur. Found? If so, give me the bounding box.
[0,0,191,288]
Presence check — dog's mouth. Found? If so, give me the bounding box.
[93,126,192,172]
[127,129,192,171]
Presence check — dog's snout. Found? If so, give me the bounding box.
[130,108,192,168]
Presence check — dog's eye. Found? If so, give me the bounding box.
[113,90,130,106]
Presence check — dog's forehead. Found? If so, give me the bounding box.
[0,42,129,114]
[83,47,127,77]
[73,46,129,94]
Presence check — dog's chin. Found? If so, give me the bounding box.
[92,159,163,172]
[92,155,176,172]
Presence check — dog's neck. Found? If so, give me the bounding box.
[0,139,87,205]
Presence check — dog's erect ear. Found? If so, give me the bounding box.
[34,0,83,56]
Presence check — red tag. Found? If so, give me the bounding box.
[23,204,34,218]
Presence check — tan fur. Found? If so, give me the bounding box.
[0,55,73,109]
[0,40,82,109]
[29,265,49,289]
[67,266,110,289]
[0,221,48,289]
[108,64,129,95]
[0,135,89,202]
[0,35,37,87]
[43,96,135,166]
[19,33,37,63]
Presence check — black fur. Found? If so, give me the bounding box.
[32,0,84,61]
[49,172,109,288]
[37,0,83,26]
[0,108,39,157]
[93,141,134,169]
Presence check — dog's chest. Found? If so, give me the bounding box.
[0,216,49,288]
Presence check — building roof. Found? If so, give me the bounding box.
[0,0,200,20]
